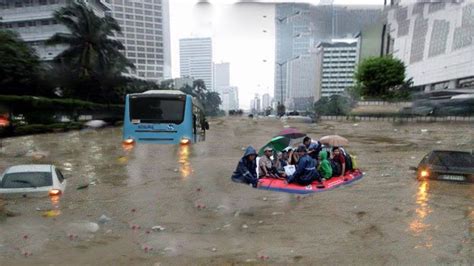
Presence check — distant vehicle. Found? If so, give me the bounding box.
[408,88,474,116]
[123,90,208,145]
[0,165,67,197]
[288,111,300,116]
[411,150,474,183]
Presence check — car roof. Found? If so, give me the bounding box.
[4,164,53,174]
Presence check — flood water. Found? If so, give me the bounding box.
[0,117,473,264]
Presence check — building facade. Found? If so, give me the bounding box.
[110,0,171,81]
[386,2,474,91]
[262,93,271,109]
[0,0,110,61]
[214,62,230,89]
[287,52,317,110]
[275,3,383,105]
[220,86,239,112]
[316,40,358,98]
[179,37,213,91]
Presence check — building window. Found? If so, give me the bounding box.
[410,17,428,63]
[428,20,449,57]
[428,2,445,13]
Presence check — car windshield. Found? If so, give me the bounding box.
[430,151,474,168]
[130,96,186,124]
[0,172,53,188]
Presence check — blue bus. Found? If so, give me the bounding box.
[123,90,208,145]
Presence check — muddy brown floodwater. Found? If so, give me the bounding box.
[0,117,473,265]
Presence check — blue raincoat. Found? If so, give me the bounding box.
[231,146,258,187]
[287,153,321,185]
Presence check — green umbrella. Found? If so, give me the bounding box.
[258,136,291,156]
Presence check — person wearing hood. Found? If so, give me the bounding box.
[231,146,259,187]
[287,145,324,188]
[318,150,332,180]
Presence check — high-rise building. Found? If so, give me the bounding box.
[275,3,382,104]
[174,76,194,90]
[214,62,230,89]
[110,0,171,81]
[0,0,110,61]
[316,39,358,98]
[386,2,474,91]
[179,37,213,91]
[287,52,317,110]
[262,93,271,109]
[255,94,261,113]
[220,86,239,112]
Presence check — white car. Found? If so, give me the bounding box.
[0,165,67,197]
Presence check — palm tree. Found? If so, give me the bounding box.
[46,1,134,78]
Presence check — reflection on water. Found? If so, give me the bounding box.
[178,145,192,178]
[409,180,433,248]
[43,195,61,217]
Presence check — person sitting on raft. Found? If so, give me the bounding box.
[303,136,322,160]
[318,150,332,180]
[231,146,259,187]
[259,147,279,178]
[331,146,347,180]
[274,151,289,177]
[287,145,324,188]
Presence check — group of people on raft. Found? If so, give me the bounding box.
[231,137,354,188]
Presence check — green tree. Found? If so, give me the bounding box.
[355,56,406,100]
[46,1,134,102]
[203,91,222,116]
[277,103,286,116]
[314,95,352,116]
[160,79,175,90]
[0,30,45,96]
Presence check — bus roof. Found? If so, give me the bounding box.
[141,90,186,95]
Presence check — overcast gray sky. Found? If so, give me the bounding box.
[169,0,385,109]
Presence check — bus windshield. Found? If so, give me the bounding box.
[130,96,186,124]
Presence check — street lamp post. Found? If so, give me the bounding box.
[276,55,300,105]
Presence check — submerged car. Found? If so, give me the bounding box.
[412,150,474,183]
[0,165,67,197]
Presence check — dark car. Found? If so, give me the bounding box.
[412,150,474,183]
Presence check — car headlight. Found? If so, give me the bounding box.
[123,138,135,145]
[420,169,429,178]
[49,189,62,196]
[180,138,190,145]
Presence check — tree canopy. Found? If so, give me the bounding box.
[0,30,44,96]
[354,56,407,100]
[46,1,135,103]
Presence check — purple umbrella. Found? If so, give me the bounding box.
[276,128,306,139]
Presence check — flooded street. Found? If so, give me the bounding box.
[0,117,473,265]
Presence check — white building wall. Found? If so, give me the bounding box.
[110,0,169,82]
[214,62,230,88]
[0,0,109,61]
[387,2,474,90]
[179,37,213,91]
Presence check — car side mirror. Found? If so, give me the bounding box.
[409,166,418,171]
[205,121,209,130]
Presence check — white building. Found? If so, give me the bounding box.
[387,2,474,91]
[174,76,194,90]
[262,93,271,109]
[287,53,317,110]
[220,86,239,112]
[110,0,171,81]
[0,0,110,61]
[214,62,230,89]
[179,37,213,91]
[316,39,359,98]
